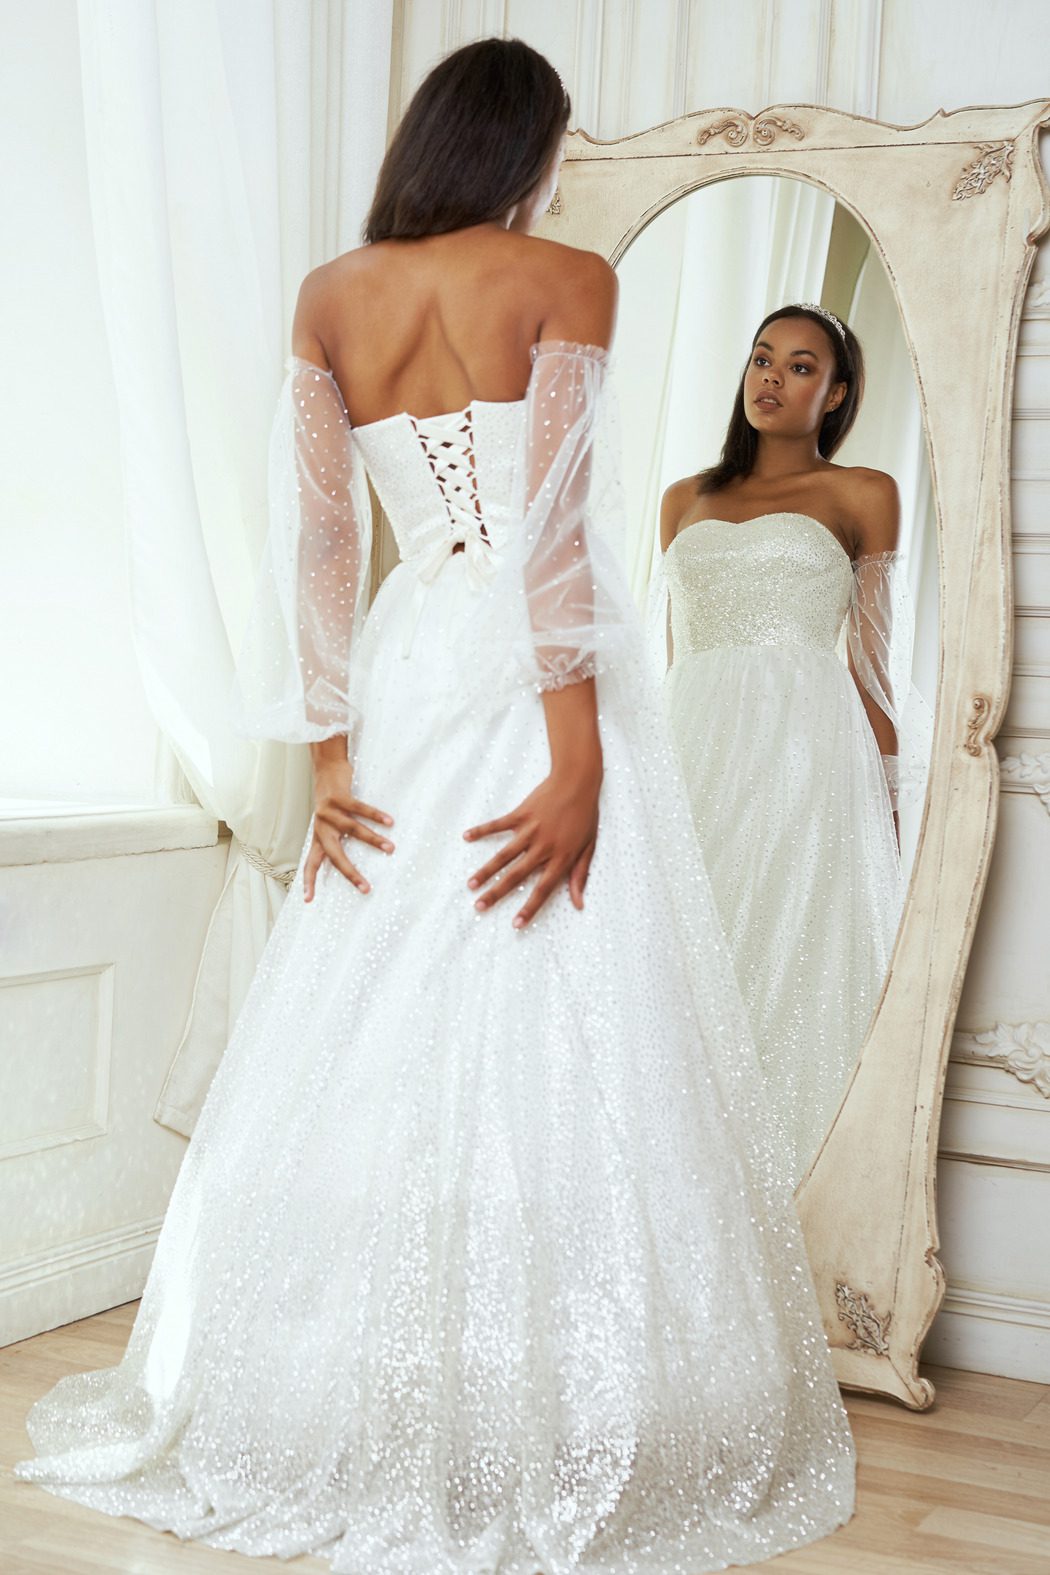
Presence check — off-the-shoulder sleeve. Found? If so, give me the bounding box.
[229,356,372,746]
[518,340,625,690]
[846,550,932,811]
[448,340,632,717]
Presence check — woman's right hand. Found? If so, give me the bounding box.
[304,755,395,902]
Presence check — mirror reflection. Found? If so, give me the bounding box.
[614,175,937,1188]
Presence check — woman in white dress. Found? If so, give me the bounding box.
[15,44,856,1573]
[659,303,910,1190]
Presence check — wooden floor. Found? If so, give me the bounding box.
[1,1302,1048,1574]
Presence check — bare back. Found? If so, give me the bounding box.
[291,226,617,428]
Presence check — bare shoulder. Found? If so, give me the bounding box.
[829,463,900,555]
[521,234,615,285]
[305,245,379,301]
[291,250,374,365]
[659,474,698,552]
[525,237,618,347]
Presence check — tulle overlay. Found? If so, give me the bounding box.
[16,349,855,1572]
[659,513,907,1186]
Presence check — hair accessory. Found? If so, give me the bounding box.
[795,302,847,344]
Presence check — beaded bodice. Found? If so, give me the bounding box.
[665,512,853,659]
[352,399,525,589]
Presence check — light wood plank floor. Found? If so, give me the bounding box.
[2,1301,1047,1573]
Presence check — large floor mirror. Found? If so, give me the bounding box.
[614,174,939,1193]
[541,100,1050,1406]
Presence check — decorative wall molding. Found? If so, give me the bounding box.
[1026,275,1050,312]
[999,750,1050,813]
[0,963,114,1160]
[953,1022,1050,1098]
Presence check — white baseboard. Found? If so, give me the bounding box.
[0,1217,163,1347]
[925,1284,1050,1383]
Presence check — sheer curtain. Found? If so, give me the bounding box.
[75,0,393,1136]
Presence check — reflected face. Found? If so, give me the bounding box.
[743,316,846,440]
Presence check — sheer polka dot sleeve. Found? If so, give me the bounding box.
[846,550,933,811]
[229,357,372,747]
[445,340,633,718]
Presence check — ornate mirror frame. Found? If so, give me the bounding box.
[540,101,1050,1408]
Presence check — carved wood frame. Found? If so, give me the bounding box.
[540,101,1050,1408]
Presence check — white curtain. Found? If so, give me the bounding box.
[614,176,837,602]
[75,0,393,1136]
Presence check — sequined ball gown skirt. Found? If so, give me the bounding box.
[14,403,856,1573]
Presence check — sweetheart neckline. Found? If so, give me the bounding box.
[668,511,852,567]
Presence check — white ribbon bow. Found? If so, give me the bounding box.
[400,522,500,658]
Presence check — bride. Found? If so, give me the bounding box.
[15,39,856,1574]
[658,304,913,1189]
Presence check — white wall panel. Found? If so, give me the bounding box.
[877,1,1050,125]
[0,838,228,1343]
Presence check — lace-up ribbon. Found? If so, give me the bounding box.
[399,409,499,657]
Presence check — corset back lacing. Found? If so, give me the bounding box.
[401,408,497,657]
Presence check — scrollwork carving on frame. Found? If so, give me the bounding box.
[964,695,992,756]
[696,112,805,149]
[953,141,1014,200]
[835,1283,892,1356]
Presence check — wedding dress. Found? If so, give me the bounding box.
[660,510,917,1189]
[15,347,856,1573]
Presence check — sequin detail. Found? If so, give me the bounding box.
[664,511,904,1186]
[16,365,856,1573]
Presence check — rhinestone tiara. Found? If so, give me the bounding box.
[794,302,847,343]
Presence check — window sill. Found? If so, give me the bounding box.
[0,804,220,867]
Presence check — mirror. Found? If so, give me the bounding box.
[613,174,938,1195]
[539,100,1050,1406]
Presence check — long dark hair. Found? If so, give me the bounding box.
[364,39,571,243]
[697,304,865,495]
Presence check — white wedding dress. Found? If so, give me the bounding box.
[661,511,909,1189]
[15,347,855,1573]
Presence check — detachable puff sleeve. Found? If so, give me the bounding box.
[519,342,615,690]
[846,550,932,812]
[229,355,372,746]
[449,340,632,719]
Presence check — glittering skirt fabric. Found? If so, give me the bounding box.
[15,556,855,1572]
[666,643,904,1190]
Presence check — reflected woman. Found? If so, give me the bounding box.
[659,303,908,1188]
